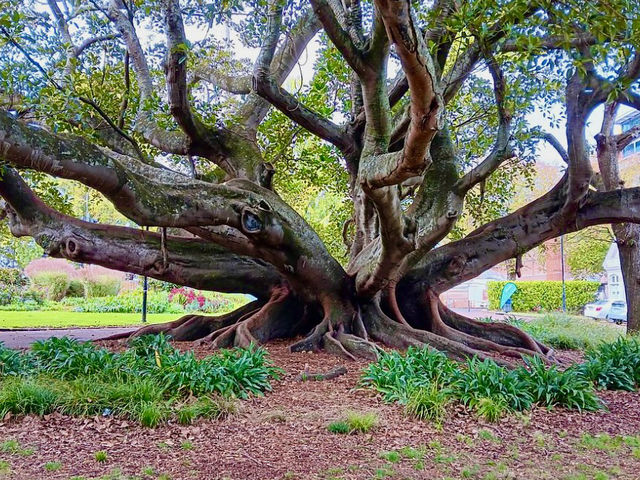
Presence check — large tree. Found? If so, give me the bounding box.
[1,0,640,359]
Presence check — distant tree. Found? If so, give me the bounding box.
[565,227,612,280]
[1,0,639,359]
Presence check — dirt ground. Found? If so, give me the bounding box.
[0,341,639,480]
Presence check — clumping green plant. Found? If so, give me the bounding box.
[518,356,602,411]
[44,461,62,471]
[578,337,640,391]
[405,383,450,423]
[473,397,508,422]
[345,410,378,433]
[94,451,108,463]
[327,421,350,434]
[362,344,606,420]
[0,336,278,426]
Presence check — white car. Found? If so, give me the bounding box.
[583,300,614,319]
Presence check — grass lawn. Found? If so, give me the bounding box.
[0,311,178,329]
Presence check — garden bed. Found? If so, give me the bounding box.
[0,340,639,479]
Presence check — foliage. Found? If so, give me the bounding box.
[488,281,599,312]
[83,276,121,297]
[503,314,622,350]
[30,272,69,301]
[0,336,280,425]
[405,383,451,423]
[518,356,602,411]
[578,337,640,391]
[362,345,606,420]
[565,227,612,279]
[61,291,182,314]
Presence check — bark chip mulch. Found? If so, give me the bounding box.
[1,341,639,479]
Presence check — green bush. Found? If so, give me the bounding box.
[0,269,27,287]
[84,276,121,297]
[30,272,70,301]
[66,280,86,298]
[488,281,599,312]
[61,290,180,314]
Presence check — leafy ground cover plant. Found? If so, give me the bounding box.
[577,337,640,391]
[362,346,605,422]
[0,336,280,426]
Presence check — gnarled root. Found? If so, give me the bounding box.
[289,300,379,361]
[362,300,514,366]
[423,291,550,361]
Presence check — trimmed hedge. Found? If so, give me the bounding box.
[488,280,599,312]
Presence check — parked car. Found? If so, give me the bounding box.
[583,300,614,319]
[608,301,628,324]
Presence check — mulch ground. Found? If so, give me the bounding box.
[0,340,639,480]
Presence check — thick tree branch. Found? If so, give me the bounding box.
[0,168,281,298]
[309,0,367,75]
[455,53,513,194]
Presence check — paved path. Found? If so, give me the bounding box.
[0,327,136,349]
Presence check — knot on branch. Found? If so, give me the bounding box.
[64,238,81,259]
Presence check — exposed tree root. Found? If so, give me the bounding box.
[438,302,550,355]
[102,285,549,366]
[288,304,379,361]
[423,291,549,361]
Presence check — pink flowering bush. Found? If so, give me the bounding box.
[169,287,206,311]
[24,258,76,279]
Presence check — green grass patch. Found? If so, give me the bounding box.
[505,314,622,350]
[0,311,176,329]
[94,450,108,463]
[327,411,378,434]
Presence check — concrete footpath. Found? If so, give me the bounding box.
[0,327,136,349]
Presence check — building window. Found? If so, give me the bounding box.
[610,274,619,284]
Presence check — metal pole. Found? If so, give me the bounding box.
[560,235,567,312]
[142,226,149,323]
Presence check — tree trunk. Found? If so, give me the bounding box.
[615,224,640,333]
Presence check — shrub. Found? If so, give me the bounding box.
[30,273,70,301]
[488,281,599,312]
[0,269,27,287]
[84,276,121,297]
[61,290,180,314]
[24,258,76,279]
[65,280,86,298]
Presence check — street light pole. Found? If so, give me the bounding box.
[560,235,567,312]
[142,226,149,323]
